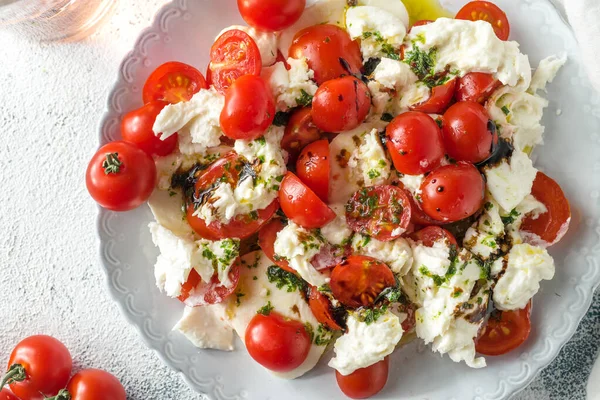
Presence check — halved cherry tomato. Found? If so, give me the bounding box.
[279,172,336,229]
[121,101,178,157]
[220,75,275,140]
[410,78,456,114]
[143,62,207,104]
[208,29,262,94]
[336,357,389,399]
[296,139,330,203]
[476,303,531,356]
[346,185,412,242]
[178,262,241,306]
[186,153,278,240]
[411,20,433,30]
[308,286,343,331]
[0,389,18,400]
[521,172,571,246]
[386,111,445,175]
[245,312,311,372]
[258,219,297,274]
[456,72,501,104]
[289,24,362,85]
[3,335,72,400]
[442,101,495,163]
[330,255,396,308]
[65,369,126,400]
[395,181,445,227]
[282,108,321,162]
[312,76,371,133]
[456,1,510,41]
[86,141,157,212]
[420,162,485,223]
[411,226,458,247]
[238,0,305,32]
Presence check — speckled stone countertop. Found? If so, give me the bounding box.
[0,1,596,399]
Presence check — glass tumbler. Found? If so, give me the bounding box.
[0,0,117,42]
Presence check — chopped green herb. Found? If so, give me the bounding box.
[484,202,494,211]
[267,265,307,293]
[501,209,521,225]
[235,291,245,306]
[256,136,266,146]
[367,169,381,180]
[296,89,314,107]
[357,306,388,325]
[501,105,511,116]
[168,190,177,197]
[257,301,274,315]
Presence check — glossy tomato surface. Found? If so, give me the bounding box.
[308,286,343,331]
[442,101,495,163]
[456,1,510,40]
[258,219,296,274]
[456,72,501,104]
[279,172,336,229]
[121,101,178,157]
[66,369,126,400]
[237,0,305,31]
[296,139,330,203]
[410,78,456,114]
[335,357,390,399]
[282,107,321,163]
[411,226,458,247]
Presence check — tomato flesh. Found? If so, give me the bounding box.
[178,262,241,306]
[410,78,456,114]
[282,107,321,163]
[308,286,343,331]
[66,369,126,400]
[258,219,297,274]
[456,72,501,104]
[121,101,178,157]
[335,357,390,399]
[476,303,531,356]
[456,1,510,41]
[296,139,330,203]
[237,0,305,31]
[279,172,336,229]
[143,61,207,104]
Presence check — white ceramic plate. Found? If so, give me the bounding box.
[97,0,600,398]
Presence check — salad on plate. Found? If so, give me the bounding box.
[86,0,572,398]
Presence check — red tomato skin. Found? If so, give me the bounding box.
[279,172,336,229]
[411,226,458,247]
[289,24,362,85]
[476,303,531,356]
[245,312,311,373]
[420,162,485,223]
[335,357,390,399]
[86,141,157,212]
[442,101,494,163]
[178,263,241,306]
[456,1,510,41]
[296,139,330,203]
[66,369,126,400]
[121,101,178,157]
[0,389,18,400]
[258,219,297,274]
[143,62,207,104]
[7,335,72,400]
[237,0,305,31]
[456,72,501,104]
[386,112,445,175]
[410,78,457,114]
[312,76,371,133]
[308,286,343,331]
[282,108,321,162]
[220,75,275,141]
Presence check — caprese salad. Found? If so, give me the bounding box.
[86,0,571,398]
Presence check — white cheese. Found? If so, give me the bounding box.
[485,150,538,212]
[153,149,227,191]
[352,234,413,277]
[261,58,318,112]
[346,6,406,61]
[367,80,393,116]
[355,0,409,28]
[398,173,424,198]
[153,88,225,155]
[196,238,241,288]
[329,309,403,375]
[431,317,486,368]
[371,57,415,90]
[504,194,548,244]
[147,189,192,238]
[174,305,234,351]
[321,204,353,246]
[463,198,505,260]
[530,54,567,94]
[493,243,555,311]
[218,25,278,66]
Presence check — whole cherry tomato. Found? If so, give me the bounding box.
[335,357,390,399]
[64,369,126,400]
[121,101,178,157]
[237,0,305,31]
[282,108,321,162]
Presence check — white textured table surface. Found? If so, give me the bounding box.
[0,1,598,399]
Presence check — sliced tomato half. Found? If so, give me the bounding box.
[143,61,207,104]
[476,303,531,356]
[410,78,457,114]
[456,1,510,41]
[308,286,343,331]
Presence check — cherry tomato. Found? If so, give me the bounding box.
[65,369,126,400]
[275,50,291,70]
[177,263,241,306]
[335,357,389,399]
[0,389,18,400]
[308,286,343,331]
[186,153,278,240]
[330,255,396,308]
[208,29,262,94]
[346,185,412,242]
[456,72,501,104]
[2,335,72,400]
[476,303,531,356]
[121,101,178,157]
[279,172,336,229]
[143,61,207,104]
[282,108,321,162]
[289,24,362,85]
[258,219,297,274]
[442,101,495,163]
[296,139,330,203]
[410,20,433,30]
[220,75,275,140]
[411,226,458,247]
[245,312,311,372]
[456,1,510,41]
[86,141,157,212]
[521,172,571,246]
[237,0,305,32]
[410,78,456,114]
[312,76,371,133]
[386,112,445,175]
[420,162,485,223]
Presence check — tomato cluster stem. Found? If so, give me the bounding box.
[44,389,71,400]
[0,364,26,388]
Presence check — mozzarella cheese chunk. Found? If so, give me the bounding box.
[493,244,555,311]
[463,198,505,260]
[398,173,424,199]
[431,317,485,369]
[346,6,406,61]
[174,305,234,351]
[321,204,353,246]
[355,0,409,28]
[220,251,331,379]
[218,25,278,66]
[153,88,225,155]
[352,234,413,277]
[504,194,548,244]
[371,57,418,90]
[407,18,531,90]
[262,58,318,111]
[367,80,393,116]
[148,189,193,238]
[484,150,538,212]
[530,54,567,94]
[329,309,403,375]
[153,148,227,191]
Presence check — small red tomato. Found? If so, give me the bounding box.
[258,219,297,274]
[220,75,275,140]
[282,107,321,162]
[456,1,511,41]
[335,357,390,399]
[410,78,457,114]
[86,141,157,212]
[476,303,531,356]
[312,76,371,133]
[237,0,305,31]
[420,162,485,223]
[296,139,330,203]
[121,101,178,157]
[143,61,207,104]
[178,263,241,307]
[442,101,495,163]
[308,286,343,331]
[245,312,311,372]
[65,369,126,400]
[456,72,502,104]
[411,226,458,247]
[279,172,336,229]
[386,111,445,175]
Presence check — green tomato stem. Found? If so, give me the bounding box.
[0,364,26,388]
[44,389,71,400]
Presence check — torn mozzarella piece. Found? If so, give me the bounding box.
[529,54,567,93]
[484,150,537,212]
[261,58,318,111]
[431,317,485,368]
[346,6,406,61]
[463,198,505,260]
[320,204,353,247]
[355,0,409,28]
[352,234,413,277]
[174,305,234,351]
